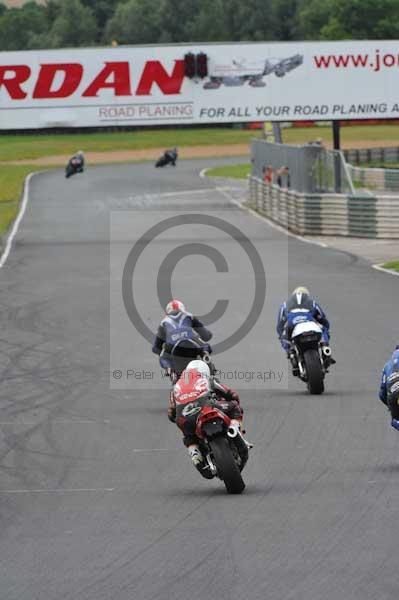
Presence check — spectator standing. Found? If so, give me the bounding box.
[276,166,290,188]
[263,165,273,184]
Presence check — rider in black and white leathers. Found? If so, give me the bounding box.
[152,300,212,370]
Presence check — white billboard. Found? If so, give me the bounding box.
[0,41,398,129]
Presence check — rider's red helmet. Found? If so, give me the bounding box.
[165,299,185,315]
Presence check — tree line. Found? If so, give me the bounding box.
[0,0,398,52]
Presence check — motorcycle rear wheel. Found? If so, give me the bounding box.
[209,436,245,494]
[389,394,399,420]
[304,349,324,395]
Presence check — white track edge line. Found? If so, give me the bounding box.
[221,184,399,276]
[214,183,328,249]
[0,488,115,494]
[200,166,328,249]
[372,263,399,277]
[0,171,34,269]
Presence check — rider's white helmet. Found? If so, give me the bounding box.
[185,360,210,380]
[292,286,309,296]
[165,299,185,314]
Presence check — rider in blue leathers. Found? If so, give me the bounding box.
[152,300,212,371]
[379,346,399,431]
[277,286,335,369]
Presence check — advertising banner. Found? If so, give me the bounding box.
[0,41,398,129]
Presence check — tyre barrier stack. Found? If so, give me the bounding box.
[249,176,399,239]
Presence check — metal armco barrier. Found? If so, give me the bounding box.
[344,147,399,165]
[249,176,399,239]
[348,165,399,192]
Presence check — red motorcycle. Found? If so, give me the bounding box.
[174,373,249,494]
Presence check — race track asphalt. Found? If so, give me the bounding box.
[0,159,398,600]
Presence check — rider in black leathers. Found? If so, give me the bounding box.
[164,147,178,166]
[66,151,85,177]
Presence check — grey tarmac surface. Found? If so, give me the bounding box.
[0,159,399,600]
[304,235,399,265]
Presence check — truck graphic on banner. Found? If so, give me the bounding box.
[203,54,303,89]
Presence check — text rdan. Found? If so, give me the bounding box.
[0,60,185,100]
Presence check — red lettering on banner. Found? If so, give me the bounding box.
[0,65,31,99]
[82,62,131,97]
[136,60,184,95]
[33,64,83,99]
[0,59,184,101]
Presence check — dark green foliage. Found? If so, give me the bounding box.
[0,0,398,51]
[297,0,399,40]
[105,0,162,44]
[81,0,122,40]
[0,2,47,51]
[46,0,98,48]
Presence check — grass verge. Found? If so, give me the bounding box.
[206,163,251,178]
[0,128,255,162]
[1,124,399,163]
[0,165,51,237]
[284,124,399,147]
[381,260,399,272]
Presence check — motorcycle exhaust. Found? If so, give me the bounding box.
[227,422,240,438]
[227,422,254,449]
[227,424,254,450]
[322,346,332,357]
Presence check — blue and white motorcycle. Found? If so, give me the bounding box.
[288,314,332,395]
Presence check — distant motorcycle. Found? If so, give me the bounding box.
[65,153,85,178]
[155,148,178,168]
[289,314,332,395]
[174,371,249,494]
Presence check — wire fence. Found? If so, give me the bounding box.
[251,139,354,194]
[251,140,399,196]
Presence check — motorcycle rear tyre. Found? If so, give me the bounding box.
[304,348,324,395]
[209,436,245,494]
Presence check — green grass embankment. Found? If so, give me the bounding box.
[1,124,399,163]
[381,260,399,272]
[0,129,255,162]
[206,163,251,178]
[0,165,50,236]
